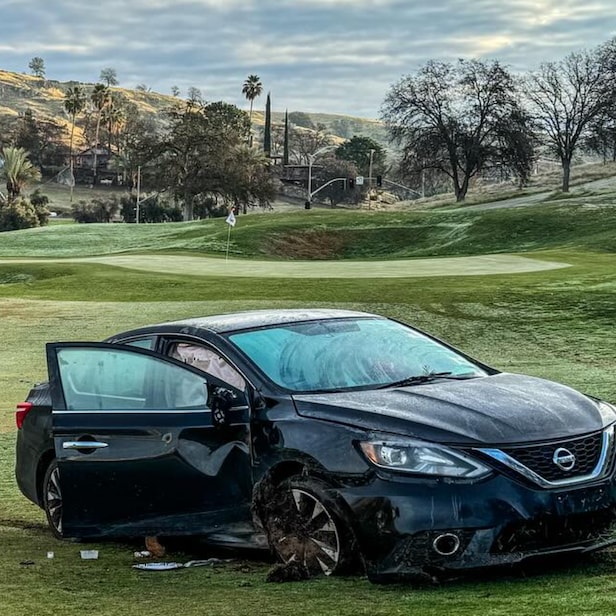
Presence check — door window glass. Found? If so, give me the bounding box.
[56,347,209,411]
[169,342,246,391]
[122,337,155,350]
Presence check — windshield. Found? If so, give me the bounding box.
[228,317,488,393]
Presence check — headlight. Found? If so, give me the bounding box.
[597,400,616,423]
[359,439,491,479]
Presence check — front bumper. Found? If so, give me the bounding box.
[337,472,616,582]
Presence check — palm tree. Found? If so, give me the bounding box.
[64,86,86,201]
[91,84,111,185]
[103,103,126,155]
[242,75,263,145]
[1,146,41,201]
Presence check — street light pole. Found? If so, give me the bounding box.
[306,144,337,206]
[136,165,141,224]
[368,148,375,188]
[307,155,314,206]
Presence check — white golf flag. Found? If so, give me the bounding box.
[225,211,236,227]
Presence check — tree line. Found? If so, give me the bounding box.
[4,35,616,233]
[381,38,616,200]
[0,68,387,226]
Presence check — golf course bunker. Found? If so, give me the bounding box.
[78,254,570,278]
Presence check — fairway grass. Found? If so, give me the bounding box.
[1,197,616,615]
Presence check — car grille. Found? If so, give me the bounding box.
[477,426,616,487]
[492,510,616,554]
[501,432,603,482]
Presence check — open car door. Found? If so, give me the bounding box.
[46,342,252,539]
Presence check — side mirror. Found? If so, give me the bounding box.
[211,387,236,426]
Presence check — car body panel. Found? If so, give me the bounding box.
[292,373,608,446]
[14,309,616,580]
[46,342,252,538]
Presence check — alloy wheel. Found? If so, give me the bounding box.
[272,488,341,576]
[45,465,63,536]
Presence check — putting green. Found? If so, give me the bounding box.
[0,254,570,278]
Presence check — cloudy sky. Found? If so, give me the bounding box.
[2,0,616,118]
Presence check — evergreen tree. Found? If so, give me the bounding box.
[283,110,289,166]
[28,57,45,78]
[263,92,271,156]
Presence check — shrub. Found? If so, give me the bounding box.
[120,194,182,223]
[29,189,50,226]
[71,197,119,223]
[0,198,41,231]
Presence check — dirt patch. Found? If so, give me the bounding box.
[267,230,345,260]
[266,561,311,583]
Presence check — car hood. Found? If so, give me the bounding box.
[292,373,613,446]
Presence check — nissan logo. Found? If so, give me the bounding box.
[553,447,576,471]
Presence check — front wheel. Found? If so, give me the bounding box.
[261,476,357,577]
[42,460,63,539]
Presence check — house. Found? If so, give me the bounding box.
[73,145,113,171]
[72,145,120,185]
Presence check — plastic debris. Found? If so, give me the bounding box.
[132,558,232,571]
[80,550,99,560]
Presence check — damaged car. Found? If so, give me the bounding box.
[14,309,616,582]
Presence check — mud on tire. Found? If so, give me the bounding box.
[260,475,358,577]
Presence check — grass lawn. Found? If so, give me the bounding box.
[1,197,616,615]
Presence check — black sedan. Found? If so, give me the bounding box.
[14,309,616,582]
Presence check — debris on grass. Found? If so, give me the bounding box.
[132,558,233,571]
[265,561,310,583]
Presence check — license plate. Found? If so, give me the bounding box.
[555,485,612,516]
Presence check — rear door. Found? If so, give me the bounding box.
[47,342,252,538]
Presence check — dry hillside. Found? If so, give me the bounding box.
[0,69,386,143]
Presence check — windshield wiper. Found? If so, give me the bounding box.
[377,372,478,389]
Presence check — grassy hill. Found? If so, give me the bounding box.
[2,185,616,260]
[0,206,590,258]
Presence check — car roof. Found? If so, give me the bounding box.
[154,308,378,334]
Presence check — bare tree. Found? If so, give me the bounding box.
[99,68,119,87]
[584,109,616,163]
[525,48,614,192]
[187,87,202,104]
[290,124,331,165]
[381,59,532,201]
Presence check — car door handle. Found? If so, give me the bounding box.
[62,441,109,450]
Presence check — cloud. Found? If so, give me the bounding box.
[2,0,616,117]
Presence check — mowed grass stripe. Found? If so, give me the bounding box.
[0,253,570,278]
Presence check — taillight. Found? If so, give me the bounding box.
[16,402,33,429]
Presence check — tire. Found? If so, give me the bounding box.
[261,476,357,576]
[42,460,63,539]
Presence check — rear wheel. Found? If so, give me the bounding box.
[42,460,63,539]
[261,476,357,576]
